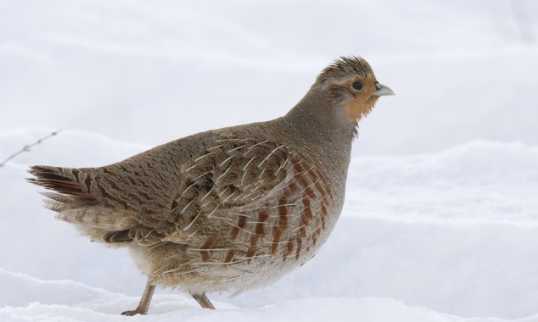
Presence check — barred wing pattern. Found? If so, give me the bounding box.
[156,136,336,273]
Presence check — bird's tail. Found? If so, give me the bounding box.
[28,165,98,211]
[27,165,136,243]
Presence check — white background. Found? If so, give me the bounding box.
[1,1,538,321]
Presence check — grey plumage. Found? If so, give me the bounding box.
[28,56,394,315]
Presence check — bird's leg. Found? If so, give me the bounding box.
[122,280,156,316]
[191,293,216,310]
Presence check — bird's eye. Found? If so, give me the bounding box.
[352,80,363,91]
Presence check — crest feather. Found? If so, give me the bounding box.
[317,56,374,83]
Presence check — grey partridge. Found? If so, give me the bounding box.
[28,56,394,315]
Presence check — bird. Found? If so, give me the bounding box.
[28,56,394,315]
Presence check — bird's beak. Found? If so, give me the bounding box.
[374,82,395,97]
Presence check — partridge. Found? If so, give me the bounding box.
[28,56,394,315]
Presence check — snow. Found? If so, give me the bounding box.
[2,0,538,321]
[2,132,538,321]
[2,1,538,155]
[3,271,538,322]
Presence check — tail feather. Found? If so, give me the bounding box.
[27,166,96,202]
[28,165,137,242]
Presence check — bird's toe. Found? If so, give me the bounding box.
[121,309,146,316]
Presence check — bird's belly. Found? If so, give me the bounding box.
[128,200,342,294]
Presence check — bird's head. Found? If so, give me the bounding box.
[286,56,394,142]
[313,56,394,124]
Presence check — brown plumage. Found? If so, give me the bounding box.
[28,56,394,315]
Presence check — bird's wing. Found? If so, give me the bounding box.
[29,136,333,245]
[152,136,326,244]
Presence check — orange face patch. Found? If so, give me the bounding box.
[336,74,378,121]
[343,91,378,121]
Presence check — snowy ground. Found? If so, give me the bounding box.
[9,268,538,322]
[2,131,538,321]
[2,1,538,321]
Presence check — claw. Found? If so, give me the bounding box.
[121,309,146,316]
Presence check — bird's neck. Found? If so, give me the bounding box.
[278,89,354,179]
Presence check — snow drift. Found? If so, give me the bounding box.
[2,0,538,155]
[3,269,538,322]
[1,130,538,321]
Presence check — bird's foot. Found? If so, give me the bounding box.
[121,309,147,316]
